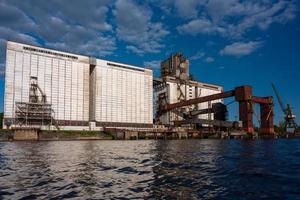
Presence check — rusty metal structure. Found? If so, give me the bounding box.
[156,53,224,127]
[14,77,59,129]
[160,53,190,121]
[161,52,189,81]
[159,85,274,135]
[156,53,274,136]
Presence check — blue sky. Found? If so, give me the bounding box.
[0,0,299,125]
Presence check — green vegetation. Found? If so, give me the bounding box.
[103,131,115,139]
[45,130,114,139]
[0,112,3,129]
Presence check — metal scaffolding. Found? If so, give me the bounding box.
[14,77,59,129]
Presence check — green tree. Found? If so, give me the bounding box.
[0,112,3,129]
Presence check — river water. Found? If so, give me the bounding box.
[0,139,300,199]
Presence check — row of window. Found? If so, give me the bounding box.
[23,46,78,60]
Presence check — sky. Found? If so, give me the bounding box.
[0,0,299,125]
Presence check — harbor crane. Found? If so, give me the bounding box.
[271,83,298,133]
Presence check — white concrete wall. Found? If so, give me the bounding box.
[4,41,90,123]
[4,41,153,129]
[94,60,153,125]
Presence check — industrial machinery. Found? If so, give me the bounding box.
[14,77,59,129]
[272,83,298,133]
[160,53,190,121]
[159,85,274,135]
[155,53,274,136]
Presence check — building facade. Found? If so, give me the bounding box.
[153,53,223,126]
[3,41,153,130]
[154,76,223,126]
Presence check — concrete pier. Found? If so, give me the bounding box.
[13,129,39,141]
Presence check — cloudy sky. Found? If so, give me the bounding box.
[0,0,299,124]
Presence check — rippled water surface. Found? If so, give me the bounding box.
[1,139,300,199]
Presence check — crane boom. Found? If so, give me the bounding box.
[271,83,298,133]
[271,83,287,115]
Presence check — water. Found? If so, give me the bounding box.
[0,139,300,200]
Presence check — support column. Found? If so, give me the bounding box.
[235,86,254,134]
[260,102,274,135]
[239,101,254,133]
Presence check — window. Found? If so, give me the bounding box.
[23,46,78,60]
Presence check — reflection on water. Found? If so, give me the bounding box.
[0,139,300,199]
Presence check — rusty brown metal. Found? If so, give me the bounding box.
[259,100,274,135]
[234,86,254,133]
[174,118,241,128]
[159,85,274,136]
[161,90,235,112]
[234,85,252,101]
[239,101,254,133]
[252,96,273,104]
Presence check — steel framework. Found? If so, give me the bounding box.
[14,77,59,129]
[159,85,274,135]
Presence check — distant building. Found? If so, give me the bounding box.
[3,41,153,130]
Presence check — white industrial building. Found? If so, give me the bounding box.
[153,53,223,126]
[3,41,223,131]
[3,41,153,130]
[153,76,223,125]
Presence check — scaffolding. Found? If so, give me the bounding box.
[14,77,59,129]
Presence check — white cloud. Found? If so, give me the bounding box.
[9,0,113,32]
[126,45,144,55]
[190,51,205,60]
[0,27,38,45]
[0,0,116,60]
[177,0,297,38]
[42,22,116,57]
[227,0,297,37]
[155,0,207,19]
[174,0,205,19]
[0,28,39,78]
[190,51,214,63]
[205,57,214,63]
[177,18,225,35]
[114,0,169,54]
[220,41,263,57]
[0,2,36,31]
[144,60,161,69]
